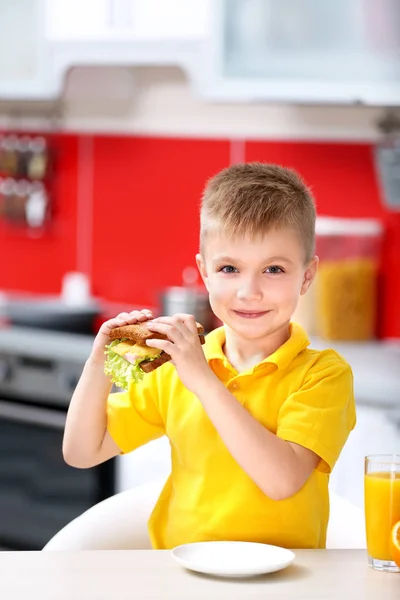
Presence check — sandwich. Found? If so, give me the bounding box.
[104,320,205,390]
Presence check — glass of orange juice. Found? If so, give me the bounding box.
[364,455,400,572]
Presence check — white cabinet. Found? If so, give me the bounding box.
[0,0,210,100]
[46,0,210,41]
[2,0,399,104]
[0,0,55,99]
[199,0,400,105]
[329,405,400,510]
[42,0,211,98]
[46,0,110,40]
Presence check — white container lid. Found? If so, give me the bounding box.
[316,216,383,237]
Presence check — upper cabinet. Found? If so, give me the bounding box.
[197,0,400,105]
[0,0,399,105]
[46,0,210,41]
[0,0,211,100]
[0,0,54,100]
[43,0,211,97]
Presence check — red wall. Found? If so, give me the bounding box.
[91,135,230,306]
[0,133,398,338]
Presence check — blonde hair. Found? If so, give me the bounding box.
[200,162,316,262]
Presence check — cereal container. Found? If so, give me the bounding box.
[315,217,383,341]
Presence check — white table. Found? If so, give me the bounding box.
[0,549,398,599]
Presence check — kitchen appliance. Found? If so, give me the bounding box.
[1,295,102,334]
[0,326,115,550]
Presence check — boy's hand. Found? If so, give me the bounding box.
[146,314,214,395]
[90,308,154,366]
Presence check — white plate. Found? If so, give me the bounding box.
[171,541,295,578]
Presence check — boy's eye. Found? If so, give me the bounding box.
[266,266,284,274]
[220,265,238,274]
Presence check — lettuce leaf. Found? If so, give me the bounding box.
[104,339,158,390]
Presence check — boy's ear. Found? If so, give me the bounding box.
[196,253,209,291]
[300,256,319,295]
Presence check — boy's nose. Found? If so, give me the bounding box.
[237,280,263,301]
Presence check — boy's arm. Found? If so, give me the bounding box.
[195,379,320,501]
[63,309,154,468]
[62,358,121,468]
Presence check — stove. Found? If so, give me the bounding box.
[0,326,95,407]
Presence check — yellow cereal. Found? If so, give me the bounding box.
[316,258,378,340]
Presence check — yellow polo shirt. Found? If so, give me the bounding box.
[106,323,356,549]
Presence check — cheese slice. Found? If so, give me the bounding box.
[112,340,160,359]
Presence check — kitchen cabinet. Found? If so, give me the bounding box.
[41,0,211,99]
[2,0,399,104]
[0,0,56,100]
[200,0,400,105]
[46,0,210,41]
[0,0,210,100]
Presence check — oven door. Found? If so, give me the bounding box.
[0,399,115,550]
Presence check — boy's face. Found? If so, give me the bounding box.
[196,227,317,341]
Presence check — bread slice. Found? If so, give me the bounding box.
[109,321,205,344]
[109,322,166,344]
[140,352,172,373]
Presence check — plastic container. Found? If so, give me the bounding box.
[314,217,383,341]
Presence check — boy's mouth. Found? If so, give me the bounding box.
[232,310,270,319]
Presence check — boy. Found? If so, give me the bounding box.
[63,162,356,550]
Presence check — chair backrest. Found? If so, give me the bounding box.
[43,478,166,551]
[327,491,366,549]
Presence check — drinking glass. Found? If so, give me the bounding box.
[364,455,400,572]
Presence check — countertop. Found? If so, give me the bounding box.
[0,549,398,600]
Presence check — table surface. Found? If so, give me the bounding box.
[0,549,399,600]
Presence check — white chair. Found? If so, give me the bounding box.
[42,478,366,551]
[42,478,165,551]
[327,492,366,549]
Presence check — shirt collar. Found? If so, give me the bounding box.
[204,322,310,372]
[262,322,310,370]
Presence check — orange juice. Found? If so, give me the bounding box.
[365,472,400,561]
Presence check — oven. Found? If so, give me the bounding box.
[0,327,116,550]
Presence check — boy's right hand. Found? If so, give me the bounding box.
[90,308,154,366]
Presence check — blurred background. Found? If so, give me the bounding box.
[0,0,399,551]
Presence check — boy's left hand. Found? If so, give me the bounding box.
[145,314,214,395]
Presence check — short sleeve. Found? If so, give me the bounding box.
[106,369,166,454]
[276,353,356,474]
